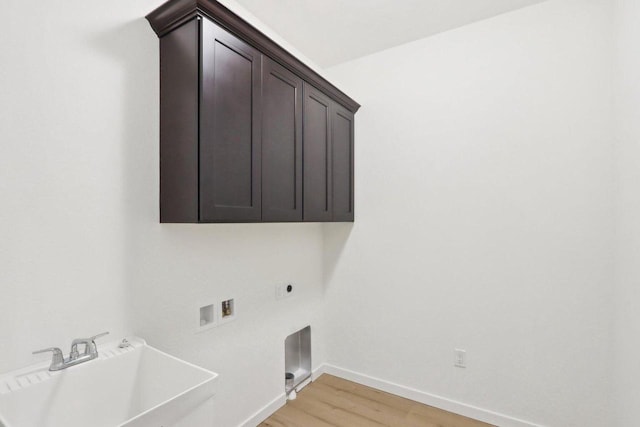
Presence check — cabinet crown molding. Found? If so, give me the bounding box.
[146,0,361,113]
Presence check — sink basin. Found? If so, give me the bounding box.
[0,338,218,427]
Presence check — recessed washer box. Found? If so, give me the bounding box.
[219,298,236,325]
[196,301,217,333]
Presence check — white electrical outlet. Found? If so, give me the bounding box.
[454,349,467,368]
[275,283,295,300]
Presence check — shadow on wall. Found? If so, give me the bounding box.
[88,18,159,334]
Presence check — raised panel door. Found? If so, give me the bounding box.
[262,57,303,222]
[332,103,354,221]
[303,84,332,222]
[199,19,262,222]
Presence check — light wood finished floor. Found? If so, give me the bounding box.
[260,374,493,427]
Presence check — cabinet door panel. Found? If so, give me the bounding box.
[303,84,332,222]
[262,58,303,222]
[200,19,262,222]
[332,104,354,221]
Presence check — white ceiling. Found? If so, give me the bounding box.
[234,0,546,67]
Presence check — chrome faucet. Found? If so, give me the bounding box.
[33,332,109,371]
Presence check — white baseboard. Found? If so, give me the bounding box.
[311,363,326,380]
[321,364,545,427]
[239,365,327,427]
[239,393,286,427]
[240,363,544,427]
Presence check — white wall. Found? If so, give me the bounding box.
[612,1,640,426]
[0,0,148,373]
[324,1,615,426]
[0,1,327,426]
[2,0,633,426]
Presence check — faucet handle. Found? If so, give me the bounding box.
[86,332,109,356]
[33,347,63,356]
[89,332,110,342]
[33,347,64,368]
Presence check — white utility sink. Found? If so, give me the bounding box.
[0,338,218,427]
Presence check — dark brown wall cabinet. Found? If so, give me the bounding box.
[147,0,359,223]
